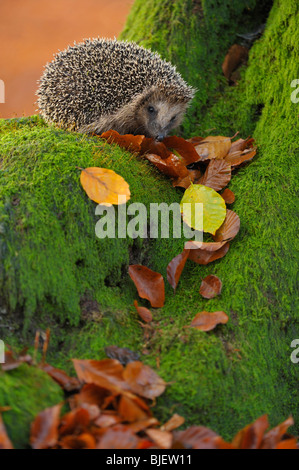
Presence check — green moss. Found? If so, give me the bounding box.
[0,0,298,444]
[0,364,63,448]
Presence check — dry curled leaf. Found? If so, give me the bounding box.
[186,240,230,265]
[222,44,248,80]
[199,275,222,299]
[128,265,165,308]
[80,167,130,205]
[225,147,256,167]
[213,209,240,242]
[123,361,166,400]
[146,428,173,449]
[173,425,220,449]
[189,311,229,331]
[161,414,185,432]
[133,300,153,323]
[163,135,200,165]
[193,136,232,161]
[167,249,190,291]
[145,153,189,180]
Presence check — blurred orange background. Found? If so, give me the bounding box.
[0,0,133,118]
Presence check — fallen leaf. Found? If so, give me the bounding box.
[231,414,269,449]
[40,363,80,392]
[221,188,235,204]
[213,209,240,242]
[193,136,232,161]
[163,135,200,165]
[59,433,96,449]
[186,240,230,265]
[199,159,231,192]
[222,44,248,80]
[97,424,139,449]
[161,414,185,432]
[0,414,13,449]
[172,425,220,449]
[199,275,222,299]
[101,130,144,153]
[140,137,171,159]
[123,361,166,400]
[167,249,190,290]
[128,265,165,308]
[146,428,173,449]
[118,395,150,422]
[224,147,256,167]
[145,153,189,180]
[133,300,153,323]
[180,184,226,235]
[189,311,229,331]
[30,404,62,449]
[80,167,130,205]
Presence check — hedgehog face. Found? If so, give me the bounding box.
[135,96,188,141]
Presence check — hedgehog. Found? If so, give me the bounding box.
[36,38,195,141]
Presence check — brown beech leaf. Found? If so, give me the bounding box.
[128,265,165,308]
[30,404,62,449]
[80,167,130,205]
[213,209,240,242]
[172,169,202,189]
[94,413,122,428]
[186,240,230,265]
[193,136,232,161]
[261,416,295,449]
[161,414,185,432]
[100,130,145,153]
[129,418,160,434]
[145,153,189,180]
[118,395,150,423]
[199,159,231,191]
[72,359,130,395]
[146,429,173,449]
[71,384,110,409]
[187,136,204,145]
[97,424,139,449]
[163,135,201,165]
[224,147,256,167]
[167,249,190,291]
[190,311,229,331]
[228,137,255,155]
[0,414,13,449]
[172,425,220,449]
[123,361,166,399]
[59,407,91,436]
[231,414,269,449]
[59,433,96,449]
[221,188,235,204]
[40,363,80,392]
[222,44,248,80]
[199,275,222,299]
[1,348,32,371]
[141,137,171,159]
[133,300,153,323]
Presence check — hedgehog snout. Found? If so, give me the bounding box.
[155,133,166,142]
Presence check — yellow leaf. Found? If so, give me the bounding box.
[80,167,130,205]
[180,184,226,235]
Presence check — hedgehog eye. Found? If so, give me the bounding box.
[170,115,176,123]
[147,106,155,114]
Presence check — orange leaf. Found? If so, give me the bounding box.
[232,414,269,449]
[123,361,166,399]
[199,275,222,299]
[213,209,240,242]
[163,135,200,165]
[172,425,220,449]
[161,414,185,432]
[141,137,171,159]
[0,415,13,449]
[40,363,80,392]
[167,249,190,290]
[190,311,228,331]
[145,153,189,180]
[225,147,256,167]
[221,188,235,204]
[118,395,150,422]
[146,428,173,449]
[186,240,230,265]
[30,404,62,449]
[80,167,130,205]
[128,265,165,308]
[101,129,144,153]
[134,300,153,323]
[97,424,139,449]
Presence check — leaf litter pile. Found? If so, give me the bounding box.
[0,341,297,449]
[2,130,297,449]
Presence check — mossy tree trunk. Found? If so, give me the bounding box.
[0,0,298,446]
